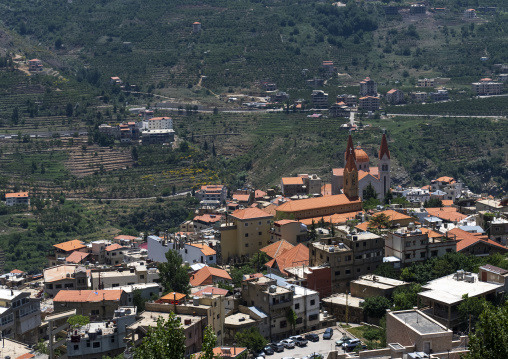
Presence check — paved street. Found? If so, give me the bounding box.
[267,327,350,359]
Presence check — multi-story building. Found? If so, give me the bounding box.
[430,176,462,201]
[464,8,477,18]
[137,117,173,130]
[281,177,306,196]
[53,290,128,320]
[329,102,350,118]
[192,21,202,32]
[219,207,273,263]
[0,289,41,343]
[359,77,377,96]
[90,265,159,290]
[337,94,358,107]
[385,227,457,267]
[386,89,405,104]
[299,173,322,195]
[195,185,228,203]
[105,244,127,265]
[241,276,294,341]
[429,89,449,102]
[140,129,175,145]
[147,235,217,265]
[309,229,384,292]
[417,78,434,87]
[28,59,43,72]
[471,79,503,95]
[5,192,30,207]
[311,90,328,109]
[358,96,380,112]
[44,264,90,297]
[350,274,409,299]
[411,91,428,102]
[269,220,308,244]
[48,239,88,267]
[410,4,426,14]
[276,194,362,221]
[66,307,137,359]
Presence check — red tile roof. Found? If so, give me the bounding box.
[10,269,24,274]
[231,207,273,220]
[54,290,123,303]
[66,251,90,264]
[448,228,507,252]
[189,243,216,256]
[114,235,138,241]
[426,207,467,222]
[5,192,29,198]
[281,177,304,185]
[193,286,229,296]
[193,213,223,224]
[53,240,86,252]
[276,194,361,213]
[160,292,186,302]
[105,243,126,252]
[300,211,361,226]
[265,244,309,275]
[190,266,232,287]
[379,133,391,159]
[260,240,295,259]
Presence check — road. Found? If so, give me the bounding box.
[386,113,505,119]
[268,327,351,359]
[66,191,191,201]
[0,129,88,138]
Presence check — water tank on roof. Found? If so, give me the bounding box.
[193,296,200,306]
[269,285,277,293]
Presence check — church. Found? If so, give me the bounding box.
[331,133,391,200]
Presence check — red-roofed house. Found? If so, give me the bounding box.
[195,185,227,203]
[66,251,90,264]
[220,208,274,262]
[5,192,30,207]
[265,244,309,276]
[190,266,232,287]
[448,228,508,256]
[28,59,43,72]
[269,220,308,244]
[105,244,127,265]
[49,240,88,267]
[281,177,305,197]
[53,290,127,319]
[260,239,295,259]
[193,213,224,231]
[386,89,404,104]
[193,286,229,297]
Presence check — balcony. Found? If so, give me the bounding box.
[271,299,292,310]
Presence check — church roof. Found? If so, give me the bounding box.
[379,133,391,160]
[345,134,356,162]
[354,146,369,162]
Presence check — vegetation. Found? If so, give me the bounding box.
[67,315,90,328]
[158,250,191,295]
[235,327,267,353]
[361,296,392,319]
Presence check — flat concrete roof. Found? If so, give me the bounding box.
[420,273,502,305]
[128,311,202,330]
[392,310,448,334]
[322,293,364,308]
[224,313,257,326]
[352,274,408,289]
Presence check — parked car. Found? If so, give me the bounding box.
[269,342,285,353]
[335,336,352,347]
[302,353,324,359]
[263,345,274,355]
[323,327,333,339]
[290,335,308,347]
[280,339,295,349]
[342,339,365,352]
[305,333,320,342]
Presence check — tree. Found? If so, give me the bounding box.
[458,294,492,330]
[158,250,190,295]
[235,327,268,353]
[466,302,508,359]
[286,308,298,335]
[423,198,443,208]
[361,296,392,319]
[11,107,19,125]
[363,183,378,201]
[133,289,147,312]
[134,313,186,359]
[393,284,421,310]
[249,252,270,272]
[34,339,48,355]
[68,315,90,328]
[368,213,391,229]
[197,326,217,359]
[132,147,138,161]
[66,103,73,117]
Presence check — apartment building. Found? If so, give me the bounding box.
[309,229,384,292]
[311,90,328,109]
[48,239,88,267]
[429,89,449,102]
[269,220,308,244]
[137,117,173,130]
[53,290,128,320]
[5,192,30,207]
[359,77,377,96]
[358,96,380,112]
[44,265,90,297]
[0,289,41,343]
[430,176,462,201]
[28,59,43,72]
[195,185,228,203]
[386,89,404,104]
[472,79,503,95]
[281,177,306,196]
[417,78,434,87]
[90,265,159,290]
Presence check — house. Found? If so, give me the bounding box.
[311,90,328,109]
[430,176,462,200]
[322,293,365,324]
[337,94,358,107]
[105,244,127,265]
[417,78,434,87]
[385,227,457,267]
[350,274,409,299]
[28,59,43,72]
[476,198,508,213]
[329,102,350,118]
[48,240,88,267]
[411,91,428,102]
[192,21,202,32]
[310,229,384,293]
[429,89,449,102]
[193,213,224,231]
[269,220,308,244]
[447,228,508,256]
[464,8,477,18]
[0,288,41,343]
[359,77,377,96]
[90,264,159,290]
[322,61,336,76]
[137,117,173,131]
[418,271,502,329]
[219,207,273,263]
[410,4,426,14]
[265,243,309,276]
[425,207,467,224]
[141,129,175,145]
[66,307,137,359]
[280,176,305,196]
[104,283,161,305]
[189,266,232,287]
[261,239,295,259]
[66,251,90,265]
[472,79,503,95]
[53,290,127,320]
[147,235,217,265]
[5,192,30,207]
[195,185,228,204]
[359,96,380,112]
[386,89,404,104]
[43,265,90,297]
[299,173,322,195]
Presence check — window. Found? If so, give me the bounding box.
[345,269,351,275]
[431,250,438,257]
[74,345,79,350]
[86,340,90,347]
[111,337,115,343]
[335,271,340,276]
[405,253,411,259]
[357,268,360,273]
[112,283,120,287]
[258,232,262,236]
[209,256,214,260]
[296,317,303,324]
[56,284,62,289]
[345,255,351,261]
[140,275,145,279]
[309,314,319,321]
[310,299,316,305]
[258,221,262,225]
[245,233,249,238]
[356,243,359,248]
[93,342,100,348]
[245,244,249,248]
[420,240,426,245]
[446,248,452,253]
[406,241,411,247]
[295,303,300,310]
[420,252,426,258]
[64,283,74,288]
[245,223,248,227]
[363,242,366,246]
[91,310,100,316]
[280,320,287,328]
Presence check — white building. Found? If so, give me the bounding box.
[90,264,159,290]
[105,283,161,305]
[137,117,173,130]
[66,307,137,359]
[403,187,430,203]
[5,192,29,206]
[195,185,228,203]
[147,235,217,265]
[0,289,41,343]
[430,176,462,201]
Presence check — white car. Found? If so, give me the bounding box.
[280,339,295,349]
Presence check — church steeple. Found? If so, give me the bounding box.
[343,135,359,199]
[378,133,391,197]
[379,133,390,160]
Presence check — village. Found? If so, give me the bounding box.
[2,128,508,359]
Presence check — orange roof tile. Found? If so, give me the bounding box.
[66,251,90,264]
[442,200,454,207]
[16,354,34,359]
[255,190,267,198]
[376,209,413,222]
[54,290,123,303]
[281,177,304,185]
[160,292,186,301]
[242,273,264,282]
[260,240,295,259]
[265,244,309,275]
[189,243,216,256]
[435,176,455,183]
[332,168,344,176]
[231,207,273,220]
[275,219,298,226]
[5,192,29,198]
[193,213,224,223]
[105,243,126,252]
[114,235,138,241]
[448,228,507,252]
[195,347,247,358]
[321,184,332,196]
[10,269,24,274]
[193,286,229,296]
[299,211,361,226]
[387,89,398,94]
[276,194,361,213]
[262,204,277,216]
[190,266,232,287]
[53,240,86,252]
[355,222,370,231]
[426,207,467,222]
[233,194,250,202]
[419,227,443,239]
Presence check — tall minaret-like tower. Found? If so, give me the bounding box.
[343,134,359,198]
[378,133,391,198]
